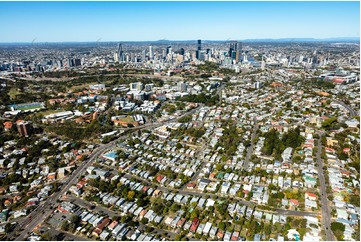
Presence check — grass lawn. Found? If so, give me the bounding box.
[69,80,113,92]
[118,116,135,123]
[38,109,66,116]
[70,82,98,92]
[234,224,242,232]
[9,88,21,100]
[17,104,43,110]
[240,227,248,236]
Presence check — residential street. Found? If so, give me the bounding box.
[10,106,202,241]
[65,195,177,240]
[243,117,259,169]
[316,136,335,241]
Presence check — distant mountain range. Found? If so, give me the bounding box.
[0,37,359,45]
[240,37,360,42]
[153,37,360,43]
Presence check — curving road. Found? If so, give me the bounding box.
[333,99,357,117]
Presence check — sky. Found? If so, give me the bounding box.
[0,1,359,42]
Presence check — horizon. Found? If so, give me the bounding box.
[0,36,360,44]
[0,1,359,42]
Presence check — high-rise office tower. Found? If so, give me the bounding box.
[196,39,202,59]
[130,53,135,62]
[114,53,119,62]
[229,42,235,58]
[179,48,185,55]
[149,46,154,60]
[198,50,207,61]
[299,55,304,63]
[236,42,242,62]
[74,59,81,66]
[142,50,146,61]
[229,41,242,62]
[166,46,172,55]
[117,43,124,62]
[243,54,248,62]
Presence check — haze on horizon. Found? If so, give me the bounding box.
[0,1,359,43]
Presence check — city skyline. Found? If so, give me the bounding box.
[0,1,360,42]
[0,2,360,240]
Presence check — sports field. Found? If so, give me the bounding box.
[9,102,45,111]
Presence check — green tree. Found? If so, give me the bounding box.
[219,222,226,230]
[141,217,149,224]
[61,221,70,231]
[41,232,54,241]
[127,190,135,200]
[331,222,345,240]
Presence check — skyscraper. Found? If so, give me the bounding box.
[149,46,154,60]
[236,42,242,62]
[117,43,124,62]
[74,59,81,66]
[229,41,235,58]
[229,41,242,62]
[142,50,146,61]
[196,39,202,59]
[166,45,172,55]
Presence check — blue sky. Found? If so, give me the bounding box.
[0,1,359,42]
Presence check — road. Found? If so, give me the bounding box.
[66,195,177,240]
[10,73,184,83]
[333,99,357,117]
[13,141,117,241]
[10,105,203,241]
[273,209,317,217]
[179,138,209,191]
[66,195,120,218]
[45,227,88,241]
[243,117,259,170]
[120,171,317,218]
[316,135,334,241]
